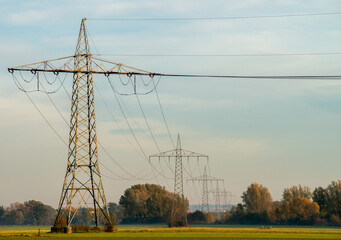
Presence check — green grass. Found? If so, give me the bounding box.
[1,225,341,239]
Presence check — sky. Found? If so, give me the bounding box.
[0,0,341,209]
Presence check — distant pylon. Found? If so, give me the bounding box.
[215,181,221,218]
[222,189,233,211]
[174,135,184,206]
[202,167,209,213]
[150,134,208,226]
[187,166,209,213]
[208,178,224,219]
[187,167,224,215]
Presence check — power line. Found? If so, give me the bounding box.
[107,76,173,183]
[23,91,68,146]
[19,76,137,181]
[94,83,156,179]
[159,74,341,80]
[135,93,175,175]
[11,68,341,80]
[40,76,153,181]
[87,11,341,21]
[152,78,175,148]
[94,52,341,57]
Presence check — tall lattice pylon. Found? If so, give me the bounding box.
[53,19,110,229]
[8,18,158,232]
[149,134,208,227]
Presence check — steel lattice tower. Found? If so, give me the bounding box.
[208,179,224,219]
[150,134,208,226]
[214,181,221,219]
[188,166,224,214]
[174,135,184,204]
[202,167,209,213]
[221,189,233,211]
[9,19,159,231]
[53,19,111,229]
[187,166,209,213]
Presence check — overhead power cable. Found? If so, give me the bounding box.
[107,76,173,181]
[159,74,341,79]
[39,77,153,181]
[11,69,341,81]
[152,78,175,148]
[94,52,341,57]
[87,11,341,21]
[24,91,67,146]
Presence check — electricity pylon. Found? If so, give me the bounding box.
[221,189,234,211]
[149,134,208,226]
[187,167,209,212]
[8,19,157,232]
[208,178,224,219]
[53,19,109,231]
[187,167,224,214]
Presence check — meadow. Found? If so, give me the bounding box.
[1,225,341,240]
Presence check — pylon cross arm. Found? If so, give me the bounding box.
[149,149,209,158]
[8,55,157,76]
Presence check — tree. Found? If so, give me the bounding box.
[326,180,341,218]
[242,183,273,213]
[206,212,216,224]
[290,197,319,223]
[187,210,207,224]
[73,208,92,225]
[0,200,56,225]
[283,185,312,202]
[281,186,319,224]
[166,193,189,227]
[224,203,247,224]
[119,184,186,224]
[272,200,288,223]
[0,206,4,224]
[4,210,25,225]
[313,186,328,218]
[21,200,56,225]
[108,202,124,224]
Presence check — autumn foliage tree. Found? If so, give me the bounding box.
[119,184,188,224]
[242,183,273,213]
[271,185,319,224]
[240,182,273,223]
[223,183,273,224]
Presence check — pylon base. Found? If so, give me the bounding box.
[50,226,72,233]
[64,227,72,234]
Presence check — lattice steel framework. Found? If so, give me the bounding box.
[150,134,208,226]
[209,179,224,219]
[202,167,209,213]
[53,19,111,227]
[221,189,233,211]
[187,166,225,214]
[8,19,157,229]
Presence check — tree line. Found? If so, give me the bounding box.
[222,180,341,225]
[0,180,340,226]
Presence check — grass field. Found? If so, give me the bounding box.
[0,225,341,240]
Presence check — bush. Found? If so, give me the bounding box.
[187,210,207,224]
[330,214,341,226]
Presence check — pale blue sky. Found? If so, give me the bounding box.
[1,0,341,208]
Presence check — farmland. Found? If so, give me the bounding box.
[1,225,341,240]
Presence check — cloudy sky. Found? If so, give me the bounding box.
[1,0,341,208]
